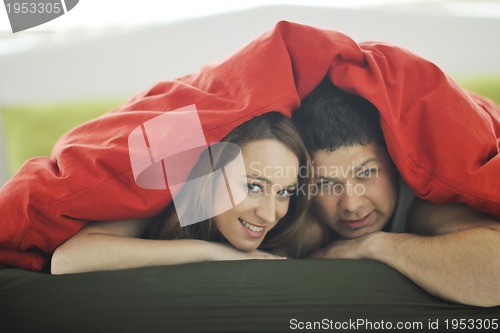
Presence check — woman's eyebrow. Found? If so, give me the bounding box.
[246,175,271,184]
[247,175,298,188]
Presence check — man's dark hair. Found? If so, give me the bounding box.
[292,79,386,153]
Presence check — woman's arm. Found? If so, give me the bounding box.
[50,219,286,275]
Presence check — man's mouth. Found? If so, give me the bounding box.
[341,212,373,229]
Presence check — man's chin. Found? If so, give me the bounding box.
[338,227,372,239]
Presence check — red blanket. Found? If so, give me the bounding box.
[1,21,499,271]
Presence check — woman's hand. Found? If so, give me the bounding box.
[207,243,287,261]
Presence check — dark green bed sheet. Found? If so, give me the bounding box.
[0,259,498,333]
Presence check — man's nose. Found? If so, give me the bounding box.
[339,182,364,213]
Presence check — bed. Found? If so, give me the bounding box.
[2,260,499,333]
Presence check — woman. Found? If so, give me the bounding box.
[51,112,310,274]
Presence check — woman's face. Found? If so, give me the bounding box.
[214,139,299,251]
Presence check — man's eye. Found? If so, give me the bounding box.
[318,180,334,187]
[247,182,263,194]
[358,168,376,179]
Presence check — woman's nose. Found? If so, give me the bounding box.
[254,195,278,225]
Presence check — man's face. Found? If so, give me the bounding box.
[310,143,398,239]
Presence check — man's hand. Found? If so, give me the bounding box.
[309,232,378,259]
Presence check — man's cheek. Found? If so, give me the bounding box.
[312,196,334,220]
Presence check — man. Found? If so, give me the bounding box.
[292,79,500,307]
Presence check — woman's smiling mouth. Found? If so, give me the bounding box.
[238,218,266,238]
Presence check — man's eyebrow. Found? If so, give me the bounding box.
[315,158,379,181]
[315,175,337,182]
[354,158,378,170]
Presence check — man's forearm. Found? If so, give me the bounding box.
[364,228,500,307]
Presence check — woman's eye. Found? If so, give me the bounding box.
[277,188,295,199]
[247,182,263,194]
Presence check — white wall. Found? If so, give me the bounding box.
[1,5,500,105]
[1,5,499,185]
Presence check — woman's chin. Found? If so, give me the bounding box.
[234,241,260,252]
